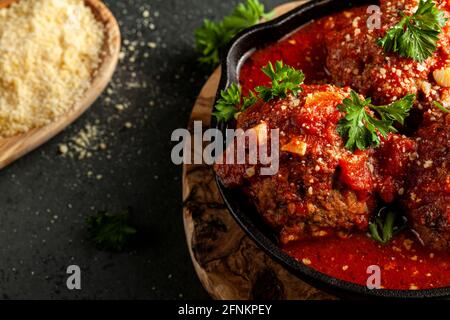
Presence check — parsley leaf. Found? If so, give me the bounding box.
[223,0,273,30]
[255,61,305,102]
[195,0,273,68]
[371,93,415,126]
[213,83,256,122]
[242,90,258,110]
[195,20,230,67]
[337,91,415,151]
[213,83,241,122]
[337,91,386,151]
[87,210,137,251]
[433,101,450,113]
[378,0,446,62]
[369,210,406,244]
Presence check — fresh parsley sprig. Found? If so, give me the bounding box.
[213,83,257,122]
[87,210,137,251]
[255,61,305,102]
[433,101,450,113]
[378,0,447,62]
[337,91,415,151]
[195,0,273,68]
[213,61,305,122]
[369,210,406,244]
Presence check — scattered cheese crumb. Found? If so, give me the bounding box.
[124,122,133,129]
[115,104,125,111]
[423,160,433,168]
[59,123,106,160]
[58,144,69,155]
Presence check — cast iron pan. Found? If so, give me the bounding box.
[213,0,450,299]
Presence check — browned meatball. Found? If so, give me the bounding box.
[325,0,449,105]
[402,111,450,251]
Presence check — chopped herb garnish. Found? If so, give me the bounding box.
[337,91,415,151]
[87,210,137,251]
[195,0,273,68]
[433,101,450,113]
[378,0,446,62]
[370,94,416,125]
[213,83,256,122]
[213,61,306,122]
[369,210,406,244]
[242,90,258,111]
[213,83,241,122]
[255,61,305,102]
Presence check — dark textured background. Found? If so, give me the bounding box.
[0,0,285,299]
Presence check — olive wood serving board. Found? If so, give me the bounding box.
[0,0,120,169]
[182,0,334,300]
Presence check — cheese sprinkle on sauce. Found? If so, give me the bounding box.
[0,0,105,137]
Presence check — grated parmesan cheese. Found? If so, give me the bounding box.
[0,0,105,137]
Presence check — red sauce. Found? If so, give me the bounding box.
[240,16,333,94]
[283,232,450,290]
[239,7,450,290]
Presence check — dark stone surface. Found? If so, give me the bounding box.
[0,0,284,299]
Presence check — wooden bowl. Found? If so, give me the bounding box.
[0,0,121,168]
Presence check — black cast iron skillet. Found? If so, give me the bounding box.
[213,0,450,299]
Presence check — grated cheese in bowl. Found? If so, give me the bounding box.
[0,0,105,137]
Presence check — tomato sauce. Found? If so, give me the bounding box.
[240,17,333,94]
[239,7,450,290]
[284,232,450,290]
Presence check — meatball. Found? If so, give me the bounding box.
[371,134,417,203]
[325,0,450,105]
[216,85,380,243]
[402,111,450,251]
